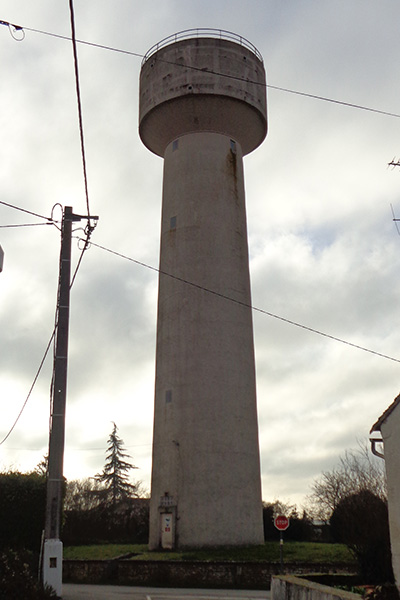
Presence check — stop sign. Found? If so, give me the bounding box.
[274,515,289,531]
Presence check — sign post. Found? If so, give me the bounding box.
[274,515,289,572]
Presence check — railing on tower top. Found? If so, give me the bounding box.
[142,29,263,65]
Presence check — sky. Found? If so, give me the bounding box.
[1,0,400,509]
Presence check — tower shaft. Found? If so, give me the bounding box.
[150,132,263,547]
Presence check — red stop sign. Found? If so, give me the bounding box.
[274,515,289,531]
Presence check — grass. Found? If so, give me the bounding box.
[63,544,147,560]
[63,541,356,564]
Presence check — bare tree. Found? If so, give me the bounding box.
[306,441,386,521]
[64,477,106,512]
[263,499,298,518]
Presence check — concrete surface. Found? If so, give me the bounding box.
[139,34,267,157]
[271,575,360,600]
[148,132,264,549]
[62,584,271,600]
[139,31,267,550]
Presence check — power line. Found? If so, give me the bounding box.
[0,329,56,446]
[0,210,97,446]
[70,221,97,287]
[156,54,400,120]
[3,229,398,445]
[1,19,400,120]
[68,1,92,221]
[0,199,57,222]
[87,239,400,365]
[0,222,53,228]
[265,83,400,120]
[5,443,152,451]
[24,24,143,58]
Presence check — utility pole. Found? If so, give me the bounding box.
[42,206,92,596]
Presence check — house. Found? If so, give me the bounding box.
[370,393,400,590]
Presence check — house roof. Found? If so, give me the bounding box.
[370,393,400,433]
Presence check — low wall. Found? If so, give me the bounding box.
[63,560,355,590]
[271,575,361,600]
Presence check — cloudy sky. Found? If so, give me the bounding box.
[1,0,400,508]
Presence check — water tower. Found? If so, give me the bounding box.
[139,29,267,549]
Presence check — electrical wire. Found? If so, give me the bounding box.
[68,0,91,221]
[0,330,56,446]
[0,212,96,446]
[0,222,53,228]
[23,25,143,58]
[0,199,57,222]
[87,238,400,365]
[1,19,400,120]
[70,220,97,287]
[156,55,400,120]
[2,228,398,445]
[0,18,398,445]
[4,443,152,451]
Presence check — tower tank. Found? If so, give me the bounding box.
[139,29,267,549]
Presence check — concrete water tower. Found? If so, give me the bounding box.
[139,29,267,549]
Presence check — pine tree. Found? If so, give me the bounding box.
[95,422,137,509]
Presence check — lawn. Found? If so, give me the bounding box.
[63,541,355,564]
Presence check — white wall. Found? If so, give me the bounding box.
[381,406,400,590]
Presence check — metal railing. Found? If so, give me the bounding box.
[142,29,263,65]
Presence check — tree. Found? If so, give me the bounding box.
[306,442,391,583]
[62,478,150,545]
[34,455,48,477]
[61,425,149,545]
[306,441,386,521]
[94,422,138,510]
[64,477,106,512]
[263,500,313,541]
[330,490,393,584]
[0,470,46,552]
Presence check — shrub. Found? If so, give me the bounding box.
[62,498,149,545]
[263,502,313,542]
[0,550,58,600]
[330,490,393,584]
[0,471,46,552]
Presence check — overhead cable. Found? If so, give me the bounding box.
[0,199,56,222]
[0,330,56,445]
[1,19,399,119]
[87,239,400,365]
[68,1,92,221]
[0,222,53,228]
[70,221,97,287]
[0,211,96,445]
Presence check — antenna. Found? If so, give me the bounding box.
[390,204,400,237]
[388,157,400,170]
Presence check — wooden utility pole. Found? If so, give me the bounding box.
[42,205,97,595]
[43,206,80,595]
[45,206,73,540]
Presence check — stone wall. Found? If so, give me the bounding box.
[63,560,355,589]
